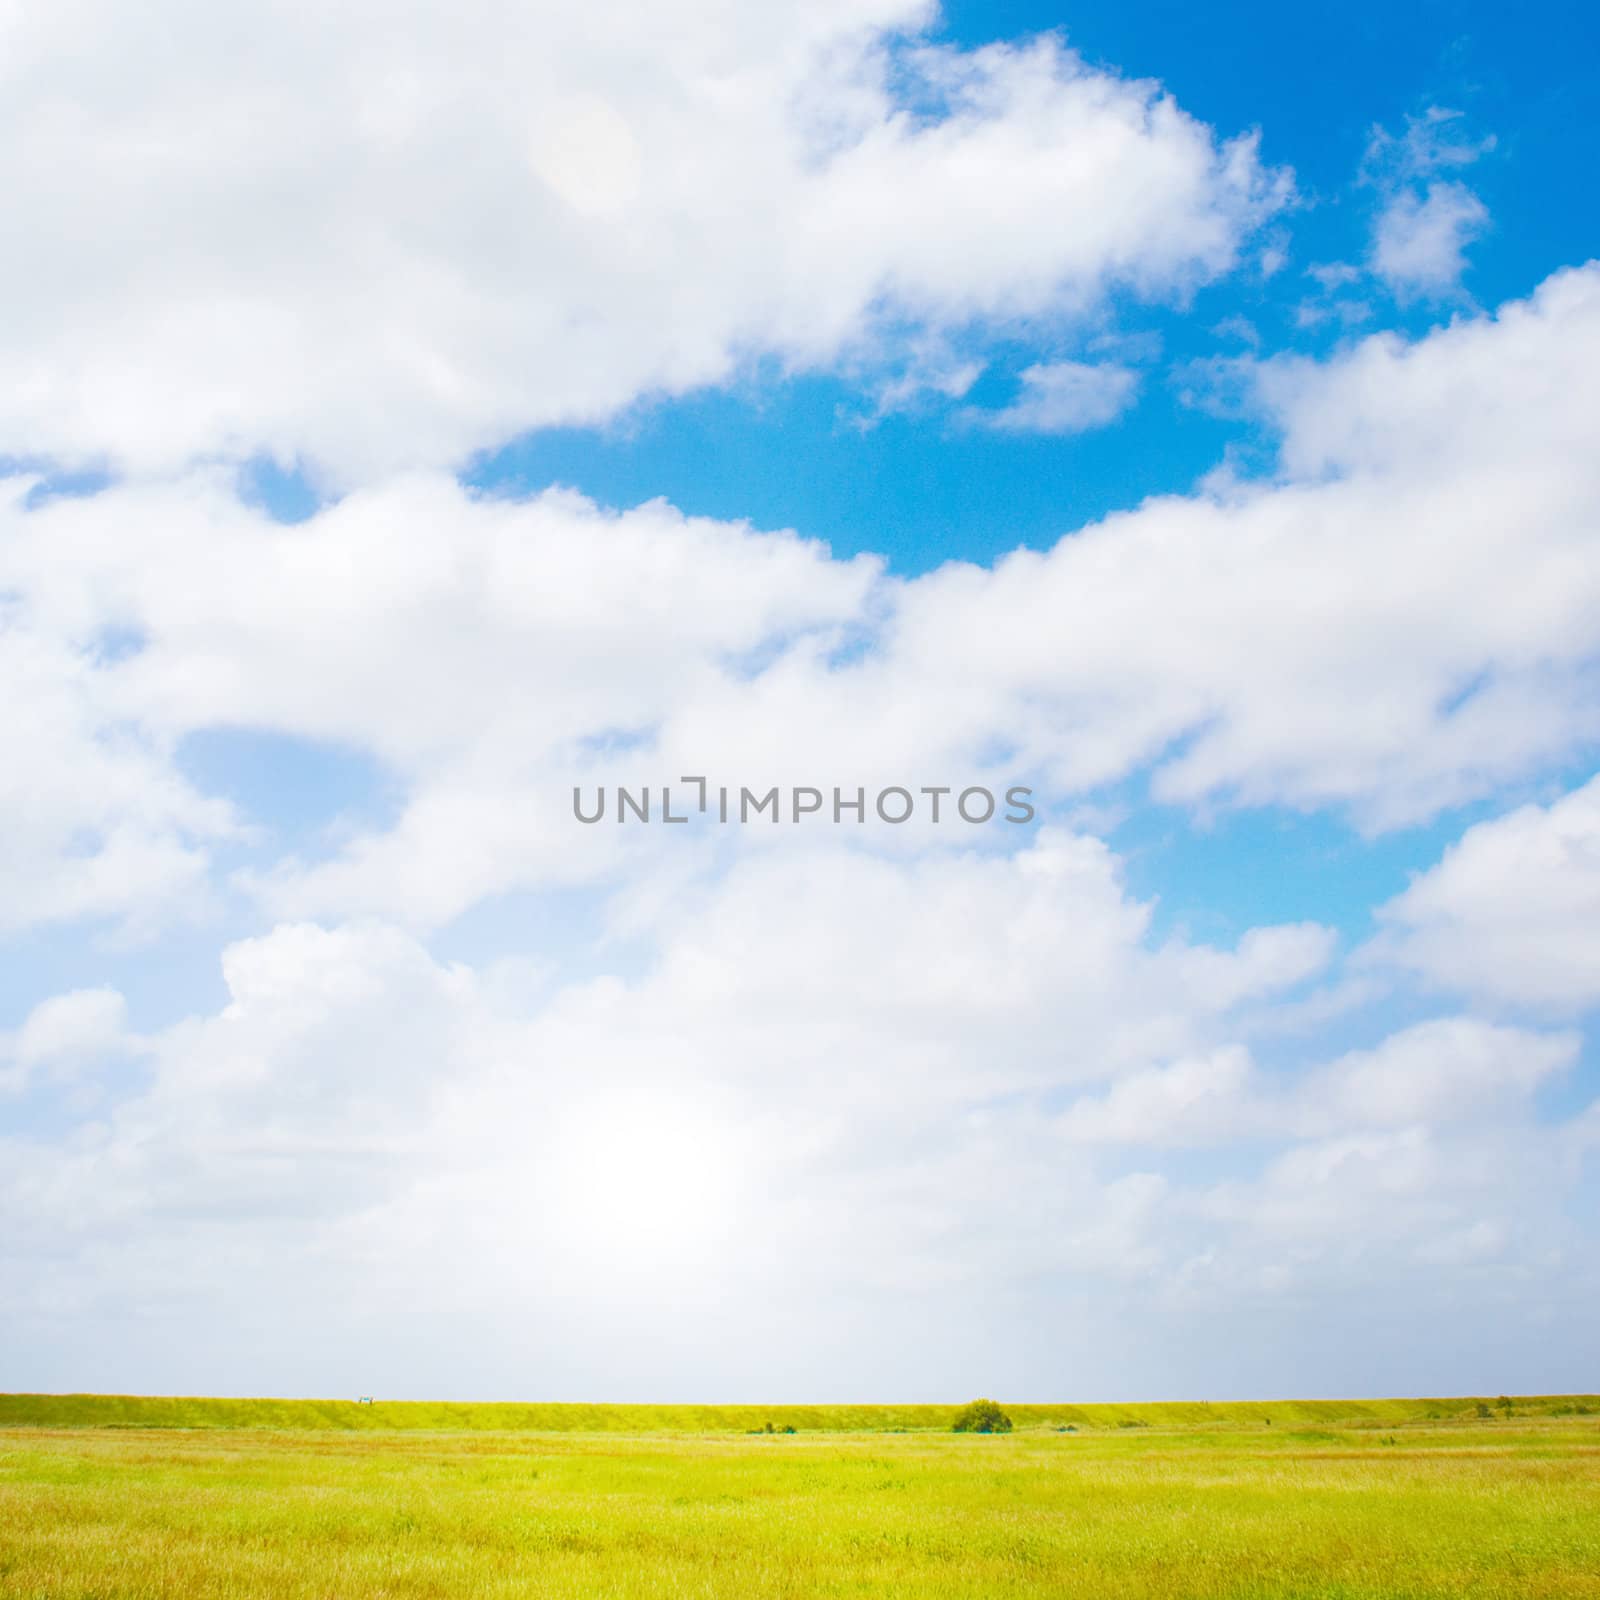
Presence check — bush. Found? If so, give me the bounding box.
[952,1399,1012,1434]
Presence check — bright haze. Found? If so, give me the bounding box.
[2,0,1598,1402]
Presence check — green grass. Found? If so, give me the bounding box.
[1,1399,1597,1597]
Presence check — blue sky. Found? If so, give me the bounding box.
[2,0,1598,1402]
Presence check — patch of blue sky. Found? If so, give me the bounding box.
[571,724,661,762]
[236,455,323,524]
[1111,798,1495,949]
[88,624,146,665]
[468,366,1239,575]
[176,727,402,859]
[0,916,230,1039]
[1108,724,1600,948]
[430,882,660,989]
[9,462,115,510]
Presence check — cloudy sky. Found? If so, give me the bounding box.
[3,0,1598,1403]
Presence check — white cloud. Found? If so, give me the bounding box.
[962,359,1140,434]
[1365,106,1496,184]
[1363,108,1494,298]
[4,844,1591,1396]
[0,582,234,936]
[1298,1018,1577,1128]
[0,7,1284,481]
[14,989,128,1069]
[0,837,1285,1362]
[871,268,1600,826]
[1371,774,1600,1012]
[1371,180,1489,297]
[1055,1017,1576,1148]
[1056,1045,1255,1146]
[5,266,1600,931]
[1,988,133,1095]
[0,474,879,929]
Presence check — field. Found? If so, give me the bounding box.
[2,1396,1598,1598]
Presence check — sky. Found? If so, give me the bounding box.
[1,0,1598,1403]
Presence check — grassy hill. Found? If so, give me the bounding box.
[2,1391,1594,1433]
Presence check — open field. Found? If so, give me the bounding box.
[2,1399,1598,1598]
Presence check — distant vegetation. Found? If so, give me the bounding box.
[952,1398,1012,1433]
[2,1391,1597,1433]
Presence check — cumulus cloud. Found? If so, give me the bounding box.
[756,265,1600,829]
[14,989,129,1069]
[962,359,1140,434]
[5,265,1600,931]
[1371,181,1489,297]
[10,827,1590,1397]
[1364,108,1494,298]
[0,4,1284,480]
[0,988,134,1095]
[1371,775,1600,1012]
[0,475,879,929]
[0,595,234,936]
[1055,1018,1577,1147]
[1056,1045,1257,1146]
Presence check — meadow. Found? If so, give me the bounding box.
[1,1394,1597,1598]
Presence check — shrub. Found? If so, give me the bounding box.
[952,1399,1012,1434]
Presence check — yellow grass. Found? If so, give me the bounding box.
[1,1397,1597,1597]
